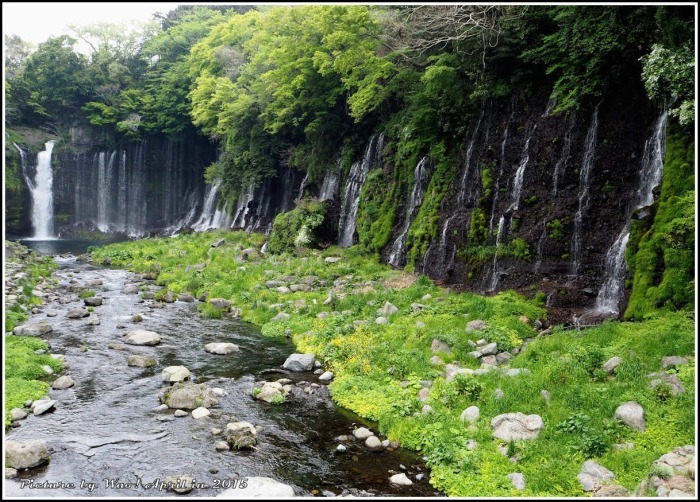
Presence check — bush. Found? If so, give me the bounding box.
[452,374,483,401]
[267,199,331,254]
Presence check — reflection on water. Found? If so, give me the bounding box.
[17,237,130,256]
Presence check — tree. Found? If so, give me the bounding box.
[641,43,695,126]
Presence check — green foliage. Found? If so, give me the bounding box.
[649,463,673,480]
[452,374,483,401]
[547,219,564,240]
[641,43,695,127]
[356,169,396,252]
[468,208,488,244]
[268,199,330,254]
[625,129,695,318]
[79,289,97,299]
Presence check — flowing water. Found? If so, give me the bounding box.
[570,105,600,275]
[338,134,384,247]
[487,216,506,291]
[319,168,341,201]
[20,141,56,239]
[507,125,536,212]
[5,258,438,497]
[388,157,430,268]
[594,111,668,315]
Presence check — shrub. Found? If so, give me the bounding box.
[452,374,483,401]
[267,199,330,254]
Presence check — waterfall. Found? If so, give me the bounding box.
[489,120,511,237]
[117,151,128,232]
[232,185,255,229]
[570,104,600,274]
[319,167,341,201]
[534,222,548,273]
[488,216,506,291]
[594,111,668,315]
[295,172,309,204]
[192,183,220,231]
[388,156,430,267]
[24,141,56,239]
[212,202,233,229]
[508,125,536,212]
[455,109,485,208]
[338,133,384,247]
[552,113,576,196]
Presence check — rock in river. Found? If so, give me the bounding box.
[282,353,315,372]
[13,322,53,336]
[124,330,161,346]
[5,440,50,470]
[31,399,57,416]
[127,355,157,367]
[162,366,190,383]
[51,376,75,390]
[161,383,218,410]
[216,477,295,498]
[205,343,239,355]
[83,296,103,307]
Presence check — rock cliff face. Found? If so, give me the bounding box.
[8,81,665,318]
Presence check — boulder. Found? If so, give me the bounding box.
[66,307,90,319]
[127,355,157,367]
[226,421,257,450]
[254,382,287,403]
[353,427,373,440]
[491,413,543,441]
[466,320,488,332]
[191,407,210,419]
[31,399,57,416]
[124,330,161,346]
[209,298,232,311]
[178,294,195,303]
[380,302,399,317]
[389,473,413,486]
[216,477,295,498]
[661,356,689,370]
[162,383,218,410]
[614,401,645,431]
[10,409,28,421]
[430,339,451,354]
[365,436,383,451]
[174,410,189,417]
[51,376,75,390]
[319,371,334,382]
[162,366,190,383]
[507,473,526,490]
[205,343,239,355]
[271,312,290,322]
[603,356,622,375]
[460,406,480,424]
[13,322,53,336]
[479,342,498,356]
[122,284,140,294]
[83,296,103,307]
[215,441,230,451]
[325,257,341,263]
[211,238,225,248]
[375,316,388,325]
[5,440,50,470]
[496,352,513,365]
[282,353,315,372]
[164,475,195,494]
[578,460,615,492]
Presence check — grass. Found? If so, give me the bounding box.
[88,230,695,496]
[4,241,60,425]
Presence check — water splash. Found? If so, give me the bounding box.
[319,166,341,201]
[488,216,506,291]
[295,172,309,204]
[552,113,576,196]
[192,183,221,231]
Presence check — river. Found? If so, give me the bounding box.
[5,255,439,497]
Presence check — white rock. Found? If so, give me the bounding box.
[31,399,57,416]
[460,406,480,424]
[191,407,210,419]
[205,343,239,355]
[507,473,526,490]
[353,427,373,440]
[162,366,190,383]
[216,477,295,498]
[124,330,161,346]
[319,371,334,382]
[491,412,543,441]
[51,376,75,390]
[365,436,383,450]
[614,401,645,431]
[283,353,315,372]
[389,473,413,486]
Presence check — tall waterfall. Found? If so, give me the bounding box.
[456,110,485,208]
[508,125,536,211]
[489,119,511,237]
[388,156,430,267]
[295,172,309,204]
[338,133,384,247]
[570,104,600,274]
[319,167,341,201]
[23,141,56,239]
[595,111,668,315]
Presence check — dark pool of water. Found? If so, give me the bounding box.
[16,237,130,256]
[5,258,440,497]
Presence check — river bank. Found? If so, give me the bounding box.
[4,246,438,497]
[5,233,696,496]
